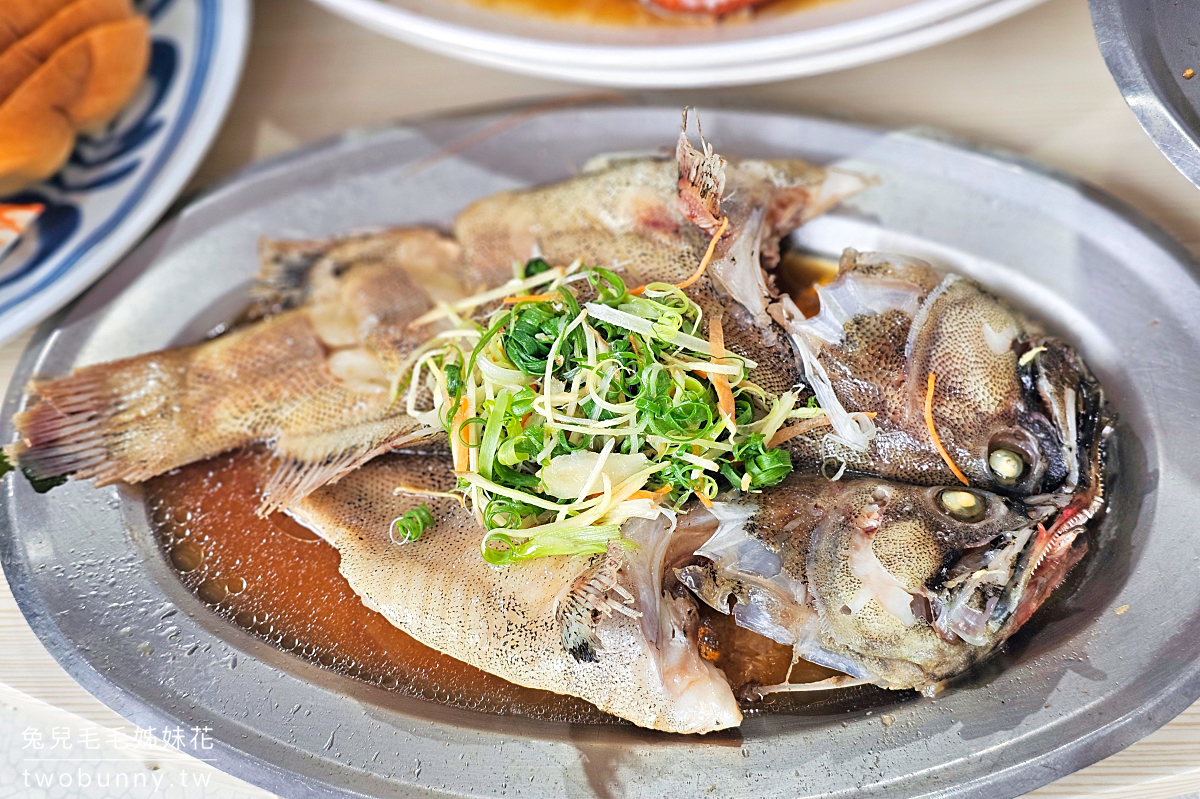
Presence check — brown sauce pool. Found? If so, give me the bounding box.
[147,450,839,724]
[445,0,840,29]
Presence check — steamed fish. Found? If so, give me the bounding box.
[6,117,1112,734]
[290,453,743,734]
[677,472,1081,693]
[12,228,465,513]
[770,249,1107,511]
[288,455,1089,726]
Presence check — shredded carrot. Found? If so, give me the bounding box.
[451,397,470,473]
[502,293,558,304]
[707,312,737,434]
[677,216,729,290]
[624,485,673,502]
[924,373,969,486]
[697,492,714,508]
[768,417,833,448]
[0,203,42,234]
[629,216,729,296]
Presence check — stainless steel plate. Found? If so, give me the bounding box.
[1090,0,1200,188]
[2,103,1197,799]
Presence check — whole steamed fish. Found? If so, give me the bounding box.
[12,228,465,513]
[10,121,859,507]
[287,453,1094,729]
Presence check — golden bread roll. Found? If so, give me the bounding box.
[0,0,134,104]
[0,15,149,195]
[66,16,150,131]
[0,0,78,55]
[0,41,89,196]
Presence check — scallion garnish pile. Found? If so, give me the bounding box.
[393,253,819,565]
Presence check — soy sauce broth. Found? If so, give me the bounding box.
[148,450,842,723]
[147,450,609,722]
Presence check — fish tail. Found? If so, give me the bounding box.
[12,354,192,485]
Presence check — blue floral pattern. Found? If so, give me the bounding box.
[0,0,223,327]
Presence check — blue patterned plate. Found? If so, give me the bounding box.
[0,0,250,343]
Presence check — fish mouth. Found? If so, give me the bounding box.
[1017,337,1109,497]
[930,341,1112,643]
[926,450,1108,648]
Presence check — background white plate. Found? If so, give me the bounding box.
[0,0,250,344]
[307,0,1046,86]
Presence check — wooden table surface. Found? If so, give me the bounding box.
[2,0,1199,795]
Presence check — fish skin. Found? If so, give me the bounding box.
[289,453,743,735]
[11,228,465,514]
[453,129,866,402]
[771,249,1107,501]
[677,472,1061,692]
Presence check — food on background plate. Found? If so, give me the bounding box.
[464,0,810,27]
[640,0,764,16]
[0,0,150,195]
[0,202,43,256]
[7,117,1112,734]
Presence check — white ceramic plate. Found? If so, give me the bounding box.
[0,0,250,344]
[307,0,1045,86]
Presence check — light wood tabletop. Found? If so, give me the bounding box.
[2,0,1199,795]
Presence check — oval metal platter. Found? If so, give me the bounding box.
[2,103,1198,799]
[1090,0,1200,189]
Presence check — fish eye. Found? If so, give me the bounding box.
[988,448,1026,485]
[939,489,987,522]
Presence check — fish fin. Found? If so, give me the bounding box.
[799,169,871,226]
[746,675,868,699]
[246,237,334,319]
[556,541,640,662]
[12,355,197,485]
[676,108,726,235]
[258,422,441,516]
[12,366,123,483]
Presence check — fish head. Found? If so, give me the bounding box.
[776,250,1108,501]
[679,474,1087,692]
[803,479,1067,689]
[909,274,1111,504]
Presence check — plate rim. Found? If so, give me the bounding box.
[0,0,253,344]
[1088,0,1200,191]
[416,0,1048,86]
[304,0,1046,84]
[4,100,1200,799]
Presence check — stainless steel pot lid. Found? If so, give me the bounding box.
[2,102,1197,799]
[1090,0,1200,189]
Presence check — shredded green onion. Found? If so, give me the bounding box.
[393,257,804,564]
[390,504,435,545]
